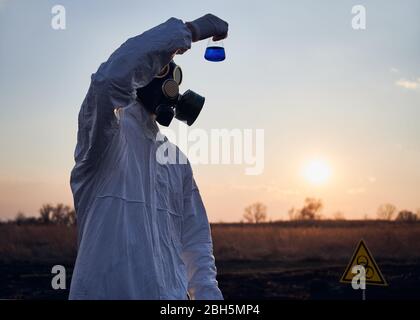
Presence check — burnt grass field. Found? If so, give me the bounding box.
[1,221,420,300]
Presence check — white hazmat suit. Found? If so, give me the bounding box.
[69,17,224,300]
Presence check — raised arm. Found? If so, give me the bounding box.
[74,14,228,178]
[74,18,192,169]
[94,18,192,104]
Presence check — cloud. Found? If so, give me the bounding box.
[395,78,420,90]
[347,187,366,195]
[390,67,399,73]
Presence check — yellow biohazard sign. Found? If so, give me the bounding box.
[340,239,387,286]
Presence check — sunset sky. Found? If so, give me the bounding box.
[1,0,419,221]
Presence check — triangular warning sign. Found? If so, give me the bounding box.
[340,239,387,286]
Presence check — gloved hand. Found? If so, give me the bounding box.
[186,14,228,42]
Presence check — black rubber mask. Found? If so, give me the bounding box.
[136,61,205,126]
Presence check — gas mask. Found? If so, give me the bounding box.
[136,61,205,127]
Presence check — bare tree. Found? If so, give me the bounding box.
[243,202,267,223]
[396,210,417,222]
[299,198,323,220]
[377,203,396,220]
[39,204,54,224]
[288,198,323,221]
[51,204,75,226]
[51,203,65,225]
[39,203,76,226]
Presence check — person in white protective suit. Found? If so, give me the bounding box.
[69,14,228,300]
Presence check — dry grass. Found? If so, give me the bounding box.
[1,221,419,264]
[0,225,77,264]
[211,221,420,262]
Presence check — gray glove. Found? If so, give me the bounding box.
[186,14,228,42]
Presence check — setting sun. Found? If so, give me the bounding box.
[303,159,332,185]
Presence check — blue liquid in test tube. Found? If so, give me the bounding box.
[204,46,226,62]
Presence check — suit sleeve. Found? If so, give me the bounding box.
[181,165,223,300]
[74,18,192,169]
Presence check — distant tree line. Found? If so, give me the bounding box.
[241,199,419,223]
[3,200,419,226]
[8,203,76,226]
[376,203,418,222]
[241,198,325,223]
